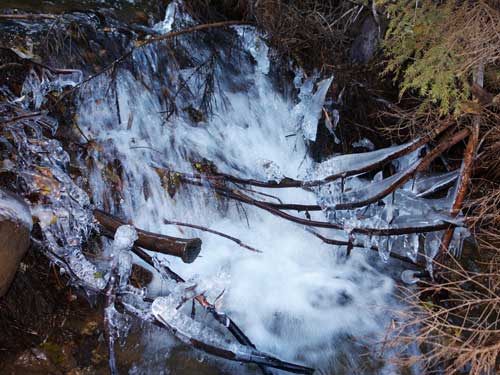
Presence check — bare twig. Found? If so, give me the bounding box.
[163,218,262,253]
[0,112,45,127]
[0,13,57,20]
[136,20,254,47]
[73,20,253,91]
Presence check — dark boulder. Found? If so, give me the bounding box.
[0,189,32,297]
[350,15,380,64]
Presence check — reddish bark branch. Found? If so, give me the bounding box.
[184,121,453,189]
[334,128,471,210]
[439,125,479,257]
[182,178,460,236]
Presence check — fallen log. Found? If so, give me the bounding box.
[94,209,202,263]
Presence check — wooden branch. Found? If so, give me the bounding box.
[267,202,322,211]
[163,219,262,253]
[187,338,314,374]
[0,13,57,20]
[306,228,424,266]
[136,20,254,47]
[438,62,483,262]
[94,209,202,263]
[183,120,453,189]
[0,112,45,127]
[182,178,460,236]
[334,128,471,210]
[439,126,479,257]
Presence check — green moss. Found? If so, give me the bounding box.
[40,342,65,365]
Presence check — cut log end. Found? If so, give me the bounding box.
[182,238,202,264]
[94,209,202,264]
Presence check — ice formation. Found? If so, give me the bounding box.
[0,189,32,229]
[1,1,466,373]
[71,11,398,368]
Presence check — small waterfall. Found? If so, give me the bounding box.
[73,5,395,373]
[4,2,467,373]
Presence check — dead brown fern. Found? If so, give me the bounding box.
[388,252,500,375]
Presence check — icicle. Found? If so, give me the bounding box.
[404,233,419,263]
[363,235,372,249]
[378,236,390,263]
[424,232,443,275]
[448,227,470,258]
[293,76,334,142]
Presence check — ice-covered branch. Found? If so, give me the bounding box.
[333,128,470,210]
[305,228,424,266]
[176,121,453,189]
[126,243,304,374]
[182,178,461,236]
[104,225,138,375]
[152,296,315,374]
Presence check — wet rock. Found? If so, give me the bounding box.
[350,15,380,64]
[0,189,32,296]
[0,47,30,96]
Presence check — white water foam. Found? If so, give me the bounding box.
[74,4,398,373]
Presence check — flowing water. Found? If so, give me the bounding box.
[73,6,397,372]
[2,1,467,373]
